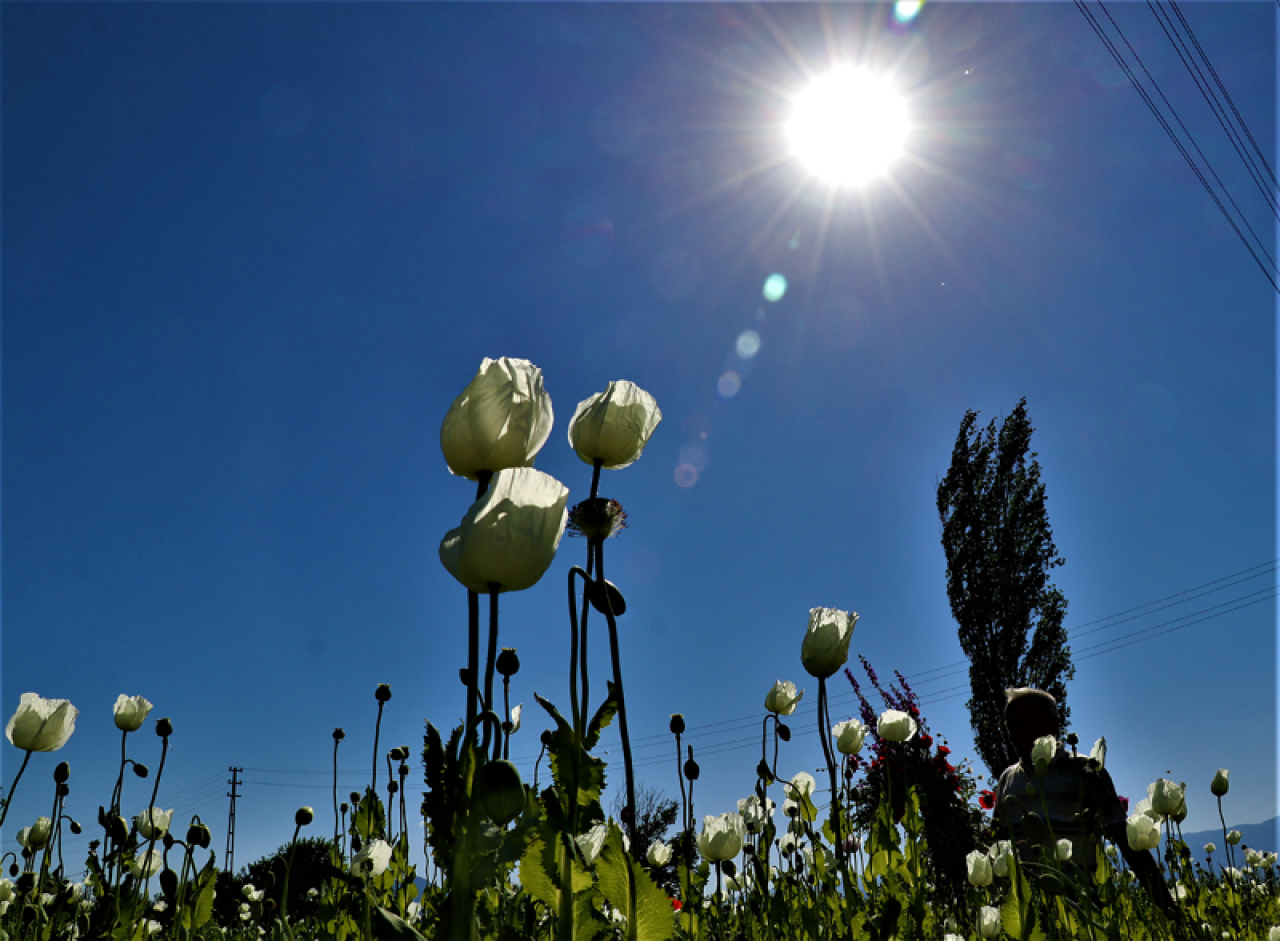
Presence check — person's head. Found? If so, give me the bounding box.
[1004,688,1058,766]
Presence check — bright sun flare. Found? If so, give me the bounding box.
[786,67,910,186]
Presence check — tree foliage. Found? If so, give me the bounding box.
[611,781,682,895]
[213,836,341,928]
[936,398,1074,779]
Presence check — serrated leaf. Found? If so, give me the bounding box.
[188,856,217,930]
[519,838,560,911]
[372,905,429,940]
[497,786,544,866]
[594,823,675,941]
[585,683,619,751]
[1001,890,1022,938]
[574,889,606,941]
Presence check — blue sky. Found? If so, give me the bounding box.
[3,1,1275,878]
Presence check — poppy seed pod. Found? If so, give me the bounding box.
[154,718,173,738]
[349,792,361,806]
[683,756,700,781]
[496,648,520,678]
[476,760,525,826]
[669,714,685,736]
[567,498,629,542]
[295,807,314,827]
[332,728,345,742]
[440,357,554,481]
[375,684,392,703]
[54,762,70,784]
[340,803,349,814]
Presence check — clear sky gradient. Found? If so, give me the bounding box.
[3,2,1275,878]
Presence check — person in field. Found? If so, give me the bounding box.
[992,688,1178,918]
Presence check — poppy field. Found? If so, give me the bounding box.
[2,359,1277,941]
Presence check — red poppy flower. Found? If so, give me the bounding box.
[670,898,682,912]
[978,789,996,810]
[937,746,951,757]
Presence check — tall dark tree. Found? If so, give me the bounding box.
[936,398,1074,780]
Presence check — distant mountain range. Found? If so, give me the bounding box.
[1162,816,1277,861]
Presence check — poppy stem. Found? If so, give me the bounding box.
[567,567,585,735]
[466,590,480,747]
[589,459,602,500]
[481,584,500,757]
[597,540,636,849]
[0,750,32,830]
[501,675,511,762]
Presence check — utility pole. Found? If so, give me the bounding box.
[226,767,243,874]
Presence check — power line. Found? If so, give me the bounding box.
[1167,0,1277,188]
[1074,0,1278,290]
[1146,1,1278,217]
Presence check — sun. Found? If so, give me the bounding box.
[786,67,910,186]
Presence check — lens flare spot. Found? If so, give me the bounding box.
[674,464,699,488]
[763,274,788,302]
[717,371,742,399]
[893,1,923,24]
[736,330,761,358]
[678,441,710,471]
